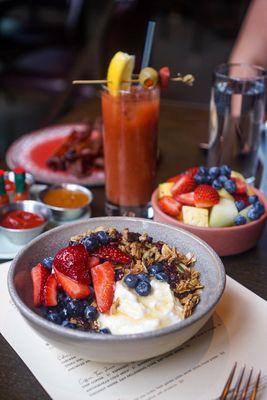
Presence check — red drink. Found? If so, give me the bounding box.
[102,86,159,216]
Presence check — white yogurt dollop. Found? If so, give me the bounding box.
[98,278,183,335]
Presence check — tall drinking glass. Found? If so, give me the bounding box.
[207,63,266,181]
[101,85,160,217]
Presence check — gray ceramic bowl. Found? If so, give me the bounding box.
[8,217,225,363]
[0,200,52,245]
[38,183,93,222]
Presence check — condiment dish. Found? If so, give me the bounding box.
[39,183,93,222]
[0,200,52,245]
[8,217,225,362]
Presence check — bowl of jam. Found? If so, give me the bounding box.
[0,200,52,245]
[39,184,93,222]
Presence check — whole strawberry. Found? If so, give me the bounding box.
[53,244,90,284]
[194,184,219,208]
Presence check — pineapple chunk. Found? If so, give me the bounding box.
[182,206,209,227]
[218,188,234,201]
[158,182,174,198]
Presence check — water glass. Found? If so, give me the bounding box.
[207,63,266,181]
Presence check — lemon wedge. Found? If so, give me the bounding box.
[107,51,135,95]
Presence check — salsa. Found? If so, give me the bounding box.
[43,188,89,208]
[0,210,45,229]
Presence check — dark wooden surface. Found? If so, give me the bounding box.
[1,98,267,400]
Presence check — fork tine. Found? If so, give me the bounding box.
[219,362,237,400]
[240,368,253,400]
[249,371,261,400]
[230,365,246,400]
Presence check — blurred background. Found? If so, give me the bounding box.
[0,0,251,158]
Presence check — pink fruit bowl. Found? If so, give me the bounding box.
[151,187,267,256]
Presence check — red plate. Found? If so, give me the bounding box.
[6,124,105,186]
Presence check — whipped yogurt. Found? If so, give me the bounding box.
[98,278,183,335]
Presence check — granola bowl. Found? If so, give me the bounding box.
[8,217,225,363]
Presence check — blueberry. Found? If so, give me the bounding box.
[194,174,206,184]
[46,311,63,325]
[247,208,260,221]
[57,291,67,304]
[66,299,86,318]
[198,166,208,175]
[224,179,236,193]
[61,320,76,329]
[218,175,228,184]
[115,269,124,281]
[209,167,220,179]
[135,281,151,296]
[253,201,265,215]
[95,231,110,245]
[42,256,53,270]
[81,235,99,251]
[100,328,111,334]
[248,195,259,204]
[220,165,231,177]
[212,179,222,190]
[84,305,98,321]
[148,262,164,275]
[136,273,150,283]
[59,307,68,319]
[234,215,247,225]
[155,272,169,282]
[124,274,139,288]
[235,200,245,212]
[204,174,213,185]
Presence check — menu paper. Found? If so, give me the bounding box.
[0,262,267,400]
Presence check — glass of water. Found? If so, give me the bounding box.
[207,63,266,181]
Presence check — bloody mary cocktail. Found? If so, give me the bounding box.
[102,85,160,217]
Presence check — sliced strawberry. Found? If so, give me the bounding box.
[185,166,199,178]
[93,245,131,264]
[31,263,50,306]
[159,66,170,90]
[54,268,90,299]
[158,196,182,217]
[167,174,183,183]
[231,177,247,194]
[43,275,58,307]
[91,262,115,313]
[194,184,219,208]
[88,256,100,269]
[171,174,196,196]
[233,193,249,206]
[175,192,195,206]
[53,244,90,284]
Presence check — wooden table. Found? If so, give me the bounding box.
[1,98,266,400]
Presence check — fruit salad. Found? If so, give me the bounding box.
[157,165,265,228]
[31,227,202,335]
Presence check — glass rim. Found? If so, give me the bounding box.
[101,84,160,95]
[214,62,267,81]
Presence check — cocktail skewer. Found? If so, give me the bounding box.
[72,74,194,86]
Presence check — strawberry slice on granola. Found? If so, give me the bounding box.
[91,261,115,313]
[93,245,131,264]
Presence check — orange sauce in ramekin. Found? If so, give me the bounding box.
[43,188,88,208]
